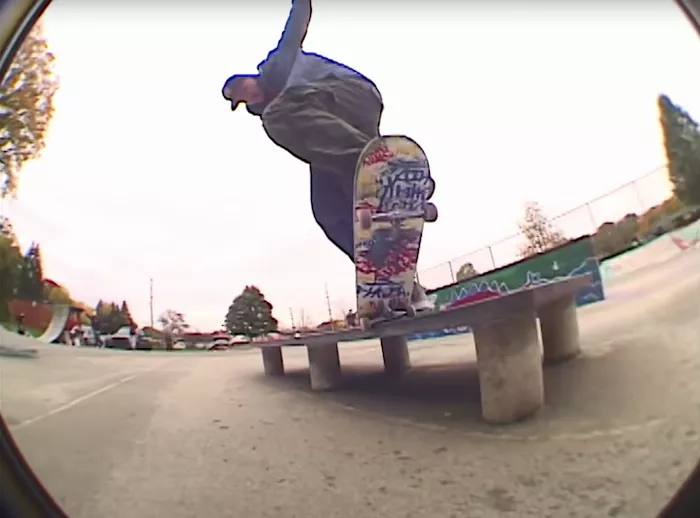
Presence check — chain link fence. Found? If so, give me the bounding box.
[418,166,671,290]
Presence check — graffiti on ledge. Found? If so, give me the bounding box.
[408,236,604,341]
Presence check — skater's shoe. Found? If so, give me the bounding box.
[411,282,435,312]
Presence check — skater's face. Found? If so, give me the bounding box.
[223,76,264,111]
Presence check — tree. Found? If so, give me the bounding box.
[1,22,59,197]
[92,300,131,336]
[0,217,23,320]
[658,94,700,206]
[591,214,640,258]
[120,301,136,329]
[17,242,44,301]
[225,286,278,339]
[517,201,567,258]
[455,262,479,282]
[47,285,71,304]
[158,309,189,350]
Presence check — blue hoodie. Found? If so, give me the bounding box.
[256,0,377,100]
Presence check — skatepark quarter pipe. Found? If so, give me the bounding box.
[35,304,69,344]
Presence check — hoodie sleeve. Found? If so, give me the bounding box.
[257,0,312,93]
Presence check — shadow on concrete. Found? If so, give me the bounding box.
[250,330,685,437]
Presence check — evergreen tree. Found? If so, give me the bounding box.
[658,94,700,206]
[17,242,44,300]
[225,286,278,339]
[120,300,136,329]
[92,300,130,335]
[0,217,23,319]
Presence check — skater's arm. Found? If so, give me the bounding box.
[275,0,312,54]
[257,0,311,91]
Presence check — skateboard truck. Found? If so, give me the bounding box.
[357,204,438,232]
[358,297,417,330]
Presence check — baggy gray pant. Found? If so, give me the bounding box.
[262,76,383,262]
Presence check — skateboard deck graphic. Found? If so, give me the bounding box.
[353,135,437,328]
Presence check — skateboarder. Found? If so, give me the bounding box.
[16,314,25,336]
[222,0,433,311]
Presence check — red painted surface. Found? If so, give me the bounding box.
[361,143,394,167]
[7,299,78,332]
[7,299,53,331]
[356,238,419,279]
[671,235,700,250]
[445,290,500,310]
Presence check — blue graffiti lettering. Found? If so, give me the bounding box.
[357,280,408,299]
[378,158,430,213]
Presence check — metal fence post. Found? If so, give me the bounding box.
[488,246,496,269]
[448,261,455,283]
[585,203,597,232]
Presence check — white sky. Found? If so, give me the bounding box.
[2,2,699,330]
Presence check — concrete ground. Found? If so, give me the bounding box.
[0,248,698,518]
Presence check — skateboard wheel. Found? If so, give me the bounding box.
[378,300,393,319]
[424,202,438,222]
[426,177,436,200]
[358,208,373,230]
[404,305,417,318]
[392,297,412,313]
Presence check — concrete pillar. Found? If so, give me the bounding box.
[307,344,342,391]
[539,295,581,365]
[472,311,544,424]
[261,347,284,376]
[380,336,411,376]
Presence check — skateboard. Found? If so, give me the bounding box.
[353,135,437,330]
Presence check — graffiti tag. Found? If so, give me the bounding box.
[362,144,394,167]
[378,158,430,212]
[357,280,408,299]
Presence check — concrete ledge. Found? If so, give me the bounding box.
[473,312,544,424]
[380,336,411,376]
[255,277,591,424]
[261,346,284,376]
[307,344,342,391]
[539,295,581,365]
[260,276,591,348]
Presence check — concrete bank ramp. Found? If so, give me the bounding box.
[35,304,70,344]
[601,220,700,282]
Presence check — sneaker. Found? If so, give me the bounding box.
[411,282,435,312]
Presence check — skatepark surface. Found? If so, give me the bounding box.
[0,247,698,517]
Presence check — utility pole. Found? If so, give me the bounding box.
[289,307,296,330]
[149,278,154,328]
[324,284,334,330]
